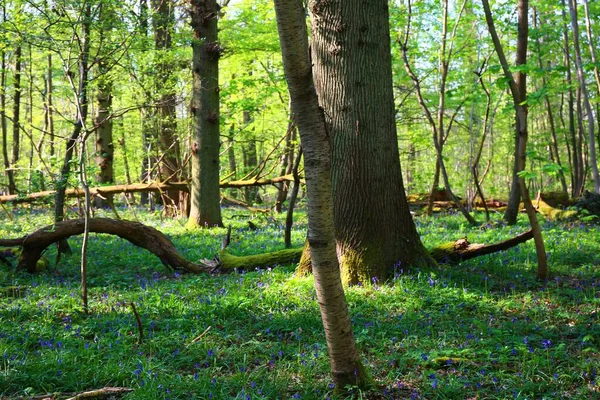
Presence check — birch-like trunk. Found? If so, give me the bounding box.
[274,0,368,389]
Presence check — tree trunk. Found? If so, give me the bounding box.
[243,110,260,204]
[275,112,297,212]
[570,0,600,193]
[274,0,368,389]
[534,9,568,196]
[94,61,114,208]
[55,4,91,233]
[309,0,434,284]
[482,0,548,279]
[562,0,584,197]
[9,45,22,195]
[153,0,183,215]
[187,0,223,228]
[0,8,8,196]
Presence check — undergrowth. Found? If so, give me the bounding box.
[0,206,599,399]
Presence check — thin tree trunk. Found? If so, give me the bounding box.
[274,0,368,388]
[534,8,568,196]
[276,111,296,212]
[563,0,583,197]
[9,45,22,195]
[187,0,223,228]
[1,8,8,196]
[243,110,260,204]
[54,3,91,255]
[482,0,548,279]
[569,0,600,193]
[284,147,302,248]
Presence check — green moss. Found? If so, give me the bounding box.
[219,247,303,272]
[429,241,460,263]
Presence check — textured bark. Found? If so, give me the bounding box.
[153,0,183,214]
[0,219,210,274]
[94,61,114,208]
[187,0,223,228]
[569,0,600,193]
[310,0,433,284]
[275,0,368,389]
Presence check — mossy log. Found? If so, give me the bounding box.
[429,230,533,264]
[218,247,303,272]
[0,218,212,273]
[536,197,578,221]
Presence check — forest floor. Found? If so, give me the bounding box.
[0,205,599,399]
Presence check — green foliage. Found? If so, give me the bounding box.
[1,208,600,398]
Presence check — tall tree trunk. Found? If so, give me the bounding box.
[562,0,584,197]
[153,0,182,215]
[187,0,223,228]
[482,0,548,279]
[569,0,600,193]
[274,0,368,389]
[94,60,114,208]
[584,0,600,161]
[275,112,297,212]
[226,124,237,199]
[243,110,260,204]
[0,5,8,195]
[309,0,433,284]
[534,8,568,196]
[9,45,22,195]
[43,53,55,158]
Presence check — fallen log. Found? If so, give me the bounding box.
[297,230,535,275]
[0,386,134,400]
[0,175,301,205]
[218,247,303,272]
[0,219,212,273]
[429,229,534,263]
[535,193,578,221]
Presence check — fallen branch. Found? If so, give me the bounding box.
[429,229,534,263]
[0,175,302,204]
[0,218,212,273]
[1,387,134,400]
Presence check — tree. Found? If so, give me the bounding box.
[569,0,600,194]
[153,0,184,215]
[305,0,433,284]
[273,0,368,389]
[481,0,548,279]
[187,0,223,228]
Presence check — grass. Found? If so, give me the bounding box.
[0,205,599,399]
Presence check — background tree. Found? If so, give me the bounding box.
[187,0,223,228]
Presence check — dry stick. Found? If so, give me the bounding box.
[0,202,13,222]
[190,326,212,344]
[65,387,134,400]
[285,147,303,248]
[130,302,144,344]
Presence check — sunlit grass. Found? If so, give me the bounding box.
[1,206,599,399]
